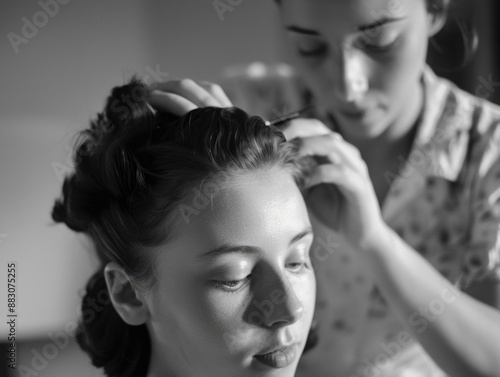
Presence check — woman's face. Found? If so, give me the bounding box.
[145,169,315,377]
[278,0,440,140]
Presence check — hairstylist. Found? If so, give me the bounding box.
[148,1,500,376]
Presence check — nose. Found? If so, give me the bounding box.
[332,45,369,103]
[250,270,304,328]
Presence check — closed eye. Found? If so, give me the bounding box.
[286,261,310,273]
[356,36,400,52]
[212,275,251,293]
[297,45,328,58]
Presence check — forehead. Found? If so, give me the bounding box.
[175,169,310,253]
[280,0,412,32]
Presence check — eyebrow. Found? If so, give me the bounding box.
[356,16,405,32]
[286,25,320,36]
[286,16,405,35]
[194,228,313,261]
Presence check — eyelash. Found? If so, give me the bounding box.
[287,261,310,273]
[357,37,399,52]
[212,262,311,293]
[297,45,327,58]
[212,275,252,293]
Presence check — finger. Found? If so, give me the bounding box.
[298,134,364,172]
[279,118,332,141]
[304,164,357,200]
[199,81,233,107]
[148,90,198,116]
[149,79,222,108]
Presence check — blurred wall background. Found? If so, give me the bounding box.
[0,1,499,376]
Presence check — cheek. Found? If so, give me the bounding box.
[185,287,254,347]
[296,59,331,98]
[149,279,217,339]
[372,26,430,101]
[150,284,254,360]
[201,290,247,328]
[377,40,427,96]
[285,39,331,99]
[297,271,317,318]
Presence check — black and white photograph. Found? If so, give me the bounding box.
[1,1,500,376]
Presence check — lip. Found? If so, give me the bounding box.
[338,106,369,118]
[253,343,300,369]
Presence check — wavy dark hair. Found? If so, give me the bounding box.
[51,78,313,377]
[426,0,478,71]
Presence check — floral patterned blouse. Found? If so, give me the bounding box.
[222,63,500,377]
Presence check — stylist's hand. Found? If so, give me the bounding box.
[147,79,233,115]
[281,119,389,252]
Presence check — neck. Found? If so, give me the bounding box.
[146,339,183,377]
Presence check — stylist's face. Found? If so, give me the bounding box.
[146,169,315,377]
[279,0,442,139]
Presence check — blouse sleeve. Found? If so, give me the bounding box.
[459,118,500,288]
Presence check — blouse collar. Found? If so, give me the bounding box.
[411,65,474,182]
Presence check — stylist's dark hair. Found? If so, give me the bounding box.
[427,0,478,71]
[51,77,310,377]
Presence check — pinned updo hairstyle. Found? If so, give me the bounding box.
[51,77,312,377]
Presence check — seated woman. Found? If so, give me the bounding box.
[51,78,317,377]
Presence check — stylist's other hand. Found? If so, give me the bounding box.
[147,79,233,116]
[282,119,388,252]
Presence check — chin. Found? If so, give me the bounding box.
[339,118,388,140]
[332,108,389,140]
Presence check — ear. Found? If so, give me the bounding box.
[427,10,447,38]
[104,262,150,326]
